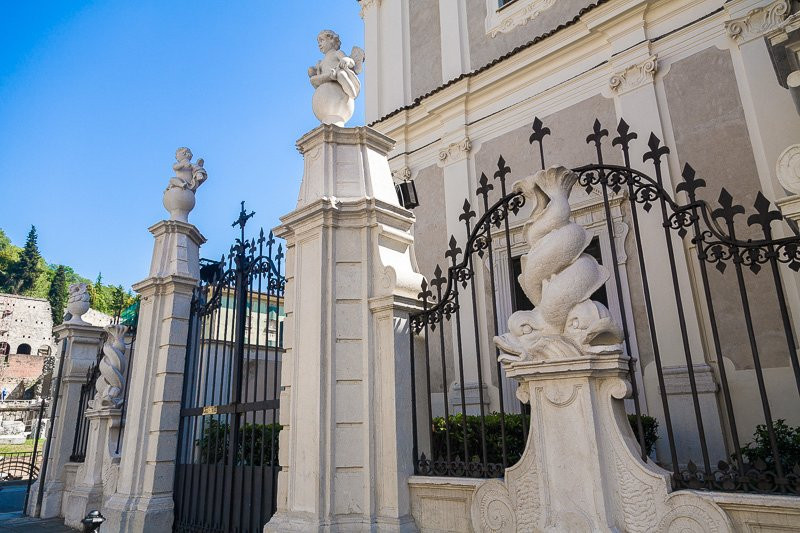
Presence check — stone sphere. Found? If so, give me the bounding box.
[163,187,196,223]
[312,82,354,127]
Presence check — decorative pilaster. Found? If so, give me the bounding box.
[437,137,471,166]
[103,150,207,533]
[29,319,104,518]
[266,124,422,532]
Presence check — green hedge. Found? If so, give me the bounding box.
[738,419,800,470]
[431,412,659,465]
[196,419,281,466]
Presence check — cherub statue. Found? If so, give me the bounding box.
[308,29,364,126]
[167,147,207,192]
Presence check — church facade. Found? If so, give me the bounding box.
[362,0,800,468]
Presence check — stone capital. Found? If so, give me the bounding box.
[358,0,381,19]
[725,0,791,45]
[437,137,472,167]
[52,322,104,343]
[609,55,658,94]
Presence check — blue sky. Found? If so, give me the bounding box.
[0,1,364,289]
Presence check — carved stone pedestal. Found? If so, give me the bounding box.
[63,407,121,528]
[470,353,732,532]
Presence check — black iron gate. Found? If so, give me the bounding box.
[174,203,285,533]
[408,116,800,495]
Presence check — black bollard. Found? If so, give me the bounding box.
[81,510,105,532]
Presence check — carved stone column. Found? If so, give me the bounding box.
[265,124,422,532]
[28,318,103,518]
[103,149,207,532]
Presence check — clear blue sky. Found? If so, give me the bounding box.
[0,1,364,290]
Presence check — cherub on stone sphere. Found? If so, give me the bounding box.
[167,147,207,193]
[163,147,208,223]
[308,29,364,126]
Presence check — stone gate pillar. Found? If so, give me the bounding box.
[29,316,103,519]
[266,124,423,532]
[103,148,207,532]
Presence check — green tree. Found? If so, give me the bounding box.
[8,226,42,294]
[48,265,68,325]
[0,229,20,292]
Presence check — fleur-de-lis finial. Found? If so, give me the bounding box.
[675,164,706,201]
[643,133,670,164]
[585,118,608,148]
[476,173,493,199]
[445,235,462,266]
[612,118,637,164]
[747,192,782,239]
[494,156,511,184]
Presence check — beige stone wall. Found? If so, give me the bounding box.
[410,0,443,97]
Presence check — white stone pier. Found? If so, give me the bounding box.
[29,320,103,519]
[265,124,422,532]
[103,149,207,532]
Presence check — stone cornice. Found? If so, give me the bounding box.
[132,274,198,295]
[53,322,104,342]
[147,219,206,246]
[725,0,791,44]
[296,124,395,156]
[608,55,657,93]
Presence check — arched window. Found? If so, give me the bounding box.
[38,345,51,356]
[17,343,31,355]
[0,342,9,356]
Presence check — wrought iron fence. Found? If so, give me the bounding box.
[115,322,138,455]
[408,116,800,495]
[70,335,103,463]
[174,203,285,533]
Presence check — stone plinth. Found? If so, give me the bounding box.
[63,407,121,528]
[469,351,733,532]
[29,323,104,519]
[266,124,422,532]
[777,193,800,225]
[103,219,205,533]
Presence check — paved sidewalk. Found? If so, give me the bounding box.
[0,514,73,532]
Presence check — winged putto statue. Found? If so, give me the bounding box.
[308,29,364,126]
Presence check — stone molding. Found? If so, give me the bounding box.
[777,143,800,194]
[485,0,557,38]
[358,0,381,20]
[296,123,395,155]
[609,55,658,94]
[661,364,718,395]
[437,138,472,166]
[725,0,792,44]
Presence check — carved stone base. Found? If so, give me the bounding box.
[470,353,732,532]
[63,408,121,528]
